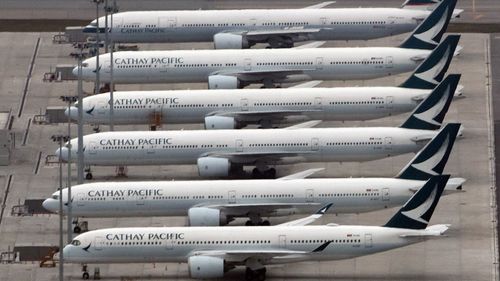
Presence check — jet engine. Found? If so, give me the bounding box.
[208,75,240,89]
[188,207,228,226]
[204,116,242,129]
[188,256,225,279]
[197,157,231,177]
[213,33,250,49]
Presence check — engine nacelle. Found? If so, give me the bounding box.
[197,157,231,177]
[188,256,225,279]
[208,75,240,89]
[188,207,228,226]
[213,33,249,49]
[204,116,238,129]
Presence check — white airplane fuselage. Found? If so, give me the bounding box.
[57,127,432,166]
[71,87,426,125]
[78,47,428,85]
[88,8,427,44]
[45,178,422,218]
[63,225,429,264]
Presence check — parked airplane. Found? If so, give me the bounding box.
[44,123,463,232]
[83,0,462,48]
[65,40,460,129]
[75,0,457,88]
[55,76,459,179]
[63,175,451,281]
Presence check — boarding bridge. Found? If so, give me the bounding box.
[0,110,14,165]
[43,65,77,82]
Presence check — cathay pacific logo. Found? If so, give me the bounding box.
[414,46,450,85]
[413,6,449,46]
[85,106,95,115]
[82,243,91,252]
[92,65,102,73]
[413,84,450,126]
[401,185,437,224]
[411,134,449,176]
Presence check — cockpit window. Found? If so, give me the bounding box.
[52,194,59,200]
[71,240,81,246]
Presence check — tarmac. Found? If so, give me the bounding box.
[0,1,498,281]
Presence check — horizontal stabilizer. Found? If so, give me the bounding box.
[278,168,324,180]
[290,80,323,88]
[277,203,332,226]
[285,120,322,129]
[303,1,336,9]
[294,41,326,49]
[400,224,450,237]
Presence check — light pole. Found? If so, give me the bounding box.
[51,134,70,281]
[75,43,85,185]
[60,96,77,243]
[93,0,104,96]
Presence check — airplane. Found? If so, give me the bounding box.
[75,0,458,89]
[43,123,463,232]
[65,36,460,129]
[83,0,462,48]
[62,175,451,281]
[55,75,460,180]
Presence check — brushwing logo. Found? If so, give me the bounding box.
[82,243,91,252]
[401,184,438,224]
[414,46,450,85]
[92,65,102,73]
[412,84,450,126]
[413,6,449,46]
[411,134,450,175]
[85,105,95,115]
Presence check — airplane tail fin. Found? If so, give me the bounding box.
[400,35,460,89]
[384,175,449,229]
[400,74,459,130]
[399,0,456,50]
[396,123,460,180]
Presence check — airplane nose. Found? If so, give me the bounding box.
[64,106,78,121]
[55,147,69,162]
[42,199,58,213]
[72,66,78,77]
[53,251,60,261]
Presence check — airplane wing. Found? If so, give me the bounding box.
[284,120,322,129]
[303,1,336,9]
[197,202,322,218]
[293,41,326,49]
[289,80,323,88]
[276,203,333,226]
[277,168,324,180]
[208,109,322,122]
[201,150,317,165]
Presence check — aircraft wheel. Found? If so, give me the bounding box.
[82,272,90,280]
[245,220,254,226]
[85,173,93,180]
[73,226,81,234]
[265,168,276,179]
[251,168,262,179]
[261,220,270,226]
[245,268,256,281]
[256,268,266,281]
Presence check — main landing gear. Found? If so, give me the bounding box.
[251,168,276,179]
[72,218,88,234]
[85,167,93,180]
[245,267,266,281]
[245,213,271,226]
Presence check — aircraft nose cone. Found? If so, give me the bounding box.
[42,199,58,213]
[72,66,78,78]
[64,106,78,121]
[53,251,60,261]
[55,147,69,162]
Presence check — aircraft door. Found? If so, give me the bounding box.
[97,100,107,115]
[314,97,322,109]
[147,144,155,155]
[385,56,393,68]
[235,139,244,152]
[136,195,145,206]
[364,233,373,248]
[94,236,105,251]
[241,98,249,111]
[315,57,324,70]
[244,58,252,71]
[278,235,287,248]
[103,60,110,74]
[165,240,175,250]
[228,190,236,204]
[385,96,394,109]
[384,137,392,150]
[306,189,314,202]
[89,141,98,155]
[382,188,390,201]
[311,138,319,151]
[76,192,85,207]
[320,17,328,25]
[159,17,177,28]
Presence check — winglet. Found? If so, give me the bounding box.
[278,168,324,180]
[400,74,459,130]
[303,1,336,9]
[396,123,461,180]
[400,35,460,89]
[277,203,333,226]
[384,175,449,229]
[399,0,456,50]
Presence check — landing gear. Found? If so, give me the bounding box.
[92,124,100,133]
[115,166,128,177]
[72,218,88,233]
[251,168,276,179]
[246,213,271,226]
[82,264,89,280]
[245,267,266,281]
